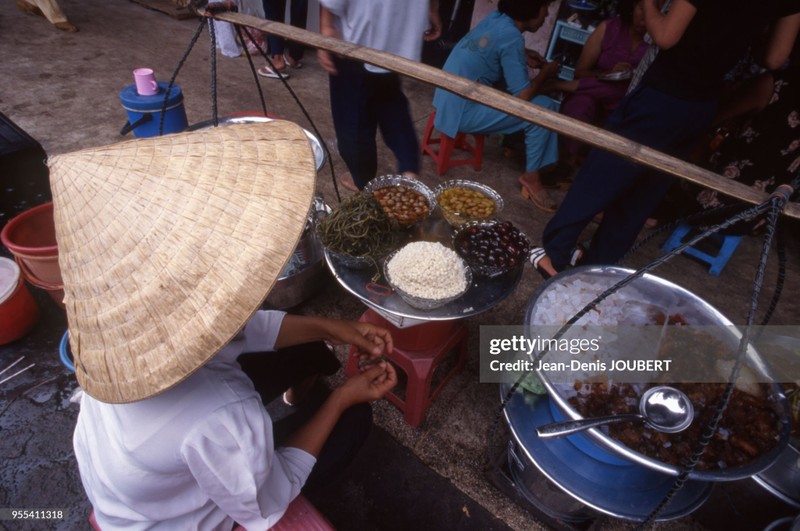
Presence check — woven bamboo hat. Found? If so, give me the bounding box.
[49,121,317,403]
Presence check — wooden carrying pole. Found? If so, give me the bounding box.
[203,10,800,220]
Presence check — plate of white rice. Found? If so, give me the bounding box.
[384,241,472,310]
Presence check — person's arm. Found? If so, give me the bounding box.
[712,71,775,127]
[274,314,393,358]
[642,0,696,49]
[572,21,606,79]
[762,12,800,70]
[284,363,397,456]
[317,6,339,74]
[424,0,442,41]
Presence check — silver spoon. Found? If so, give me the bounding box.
[536,385,694,438]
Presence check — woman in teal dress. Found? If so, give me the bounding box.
[432,0,560,212]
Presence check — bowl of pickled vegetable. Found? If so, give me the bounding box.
[453,220,530,277]
[364,175,435,227]
[433,180,503,227]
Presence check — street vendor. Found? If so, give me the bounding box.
[52,121,397,530]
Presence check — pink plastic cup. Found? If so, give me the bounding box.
[133,68,159,96]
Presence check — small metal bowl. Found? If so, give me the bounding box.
[363,175,436,227]
[433,179,504,227]
[383,243,472,310]
[453,219,531,278]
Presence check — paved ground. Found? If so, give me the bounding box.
[2,1,800,530]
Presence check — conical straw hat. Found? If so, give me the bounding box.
[49,121,317,403]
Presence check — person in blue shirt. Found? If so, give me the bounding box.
[432,0,560,212]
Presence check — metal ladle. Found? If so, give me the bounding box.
[536,385,694,438]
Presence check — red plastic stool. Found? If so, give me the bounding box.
[421,111,485,176]
[345,309,469,427]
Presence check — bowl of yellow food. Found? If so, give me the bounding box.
[433,180,503,227]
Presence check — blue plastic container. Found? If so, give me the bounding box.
[59,330,75,373]
[119,81,188,138]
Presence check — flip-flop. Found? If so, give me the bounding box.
[528,247,553,280]
[521,185,557,213]
[257,65,289,79]
[283,54,303,69]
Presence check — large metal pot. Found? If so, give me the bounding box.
[264,195,330,310]
[523,265,791,482]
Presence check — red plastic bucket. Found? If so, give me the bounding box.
[0,202,64,308]
[0,257,39,344]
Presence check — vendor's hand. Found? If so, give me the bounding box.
[525,49,546,69]
[325,320,394,360]
[337,362,397,407]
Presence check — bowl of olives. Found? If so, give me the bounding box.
[364,175,435,227]
[453,220,531,277]
[433,180,503,227]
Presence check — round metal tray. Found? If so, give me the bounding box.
[187,115,327,171]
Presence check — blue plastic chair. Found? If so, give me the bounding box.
[661,223,743,276]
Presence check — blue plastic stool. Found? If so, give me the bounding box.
[661,223,743,276]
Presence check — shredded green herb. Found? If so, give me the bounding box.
[317,193,397,259]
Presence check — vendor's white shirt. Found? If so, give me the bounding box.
[73,310,316,531]
[320,0,430,73]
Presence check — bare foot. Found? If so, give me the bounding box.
[271,54,286,71]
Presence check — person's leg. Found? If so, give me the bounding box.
[543,86,718,269]
[375,73,420,176]
[329,59,379,189]
[560,91,597,163]
[237,341,340,405]
[457,98,555,204]
[286,0,308,63]
[262,0,286,66]
[522,95,560,173]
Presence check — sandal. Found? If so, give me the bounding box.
[529,247,553,280]
[283,53,303,69]
[257,65,289,79]
[521,185,558,213]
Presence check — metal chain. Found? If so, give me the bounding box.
[637,190,790,528]
[159,18,206,136]
[234,23,342,203]
[208,18,219,127]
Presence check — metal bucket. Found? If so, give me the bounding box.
[264,195,330,310]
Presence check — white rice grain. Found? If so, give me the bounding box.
[387,241,467,300]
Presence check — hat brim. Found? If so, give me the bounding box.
[49,121,317,403]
